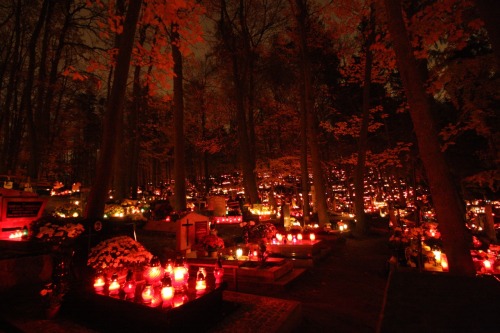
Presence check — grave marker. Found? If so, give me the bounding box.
[176,212,210,252]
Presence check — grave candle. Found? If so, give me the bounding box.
[172,265,187,291]
[195,270,206,295]
[93,274,106,293]
[142,283,154,303]
[236,248,243,259]
[309,233,316,241]
[108,273,120,296]
[122,269,136,299]
[144,256,163,286]
[276,233,283,243]
[161,273,173,302]
[287,234,293,242]
[297,233,303,242]
[164,259,173,276]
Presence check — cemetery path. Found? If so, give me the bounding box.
[274,231,391,333]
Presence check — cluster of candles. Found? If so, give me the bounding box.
[272,232,316,245]
[93,256,223,308]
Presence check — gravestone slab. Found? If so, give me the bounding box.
[176,212,210,252]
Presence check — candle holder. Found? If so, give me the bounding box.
[93,271,106,293]
[144,256,163,287]
[122,269,136,300]
[195,269,207,295]
[172,262,188,293]
[160,273,174,304]
[142,283,154,304]
[108,273,120,297]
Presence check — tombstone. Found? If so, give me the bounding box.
[176,212,210,253]
[0,188,47,240]
[282,203,291,228]
[207,196,226,217]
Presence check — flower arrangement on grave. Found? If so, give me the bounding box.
[87,235,153,274]
[30,217,85,248]
[52,201,83,219]
[196,234,225,253]
[249,222,277,243]
[239,220,256,244]
[104,203,125,218]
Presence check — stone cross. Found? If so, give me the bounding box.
[182,219,193,246]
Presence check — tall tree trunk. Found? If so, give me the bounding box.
[22,0,49,179]
[0,0,22,174]
[300,82,310,223]
[293,0,329,227]
[384,0,475,276]
[41,1,72,179]
[218,0,260,205]
[85,0,142,220]
[171,22,187,212]
[128,24,148,200]
[112,0,128,201]
[354,4,376,237]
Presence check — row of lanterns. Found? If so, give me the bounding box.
[272,232,316,245]
[93,256,224,308]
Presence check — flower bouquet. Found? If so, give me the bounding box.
[87,236,153,275]
[249,222,277,243]
[197,234,225,254]
[31,217,85,247]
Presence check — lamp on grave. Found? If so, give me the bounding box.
[108,273,120,297]
[160,273,174,303]
[144,256,163,287]
[93,271,106,293]
[195,269,207,295]
[172,260,188,292]
[164,259,173,276]
[309,233,316,242]
[276,233,283,244]
[122,269,136,300]
[142,283,154,303]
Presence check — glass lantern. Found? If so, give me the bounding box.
[122,269,136,300]
[142,283,154,304]
[144,256,163,287]
[93,271,106,293]
[108,273,120,297]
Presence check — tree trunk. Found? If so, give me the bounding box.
[22,0,49,179]
[0,0,22,174]
[300,82,310,223]
[171,22,187,212]
[129,62,142,200]
[293,0,329,227]
[85,0,142,220]
[384,0,475,276]
[112,0,128,201]
[354,4,375,237]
